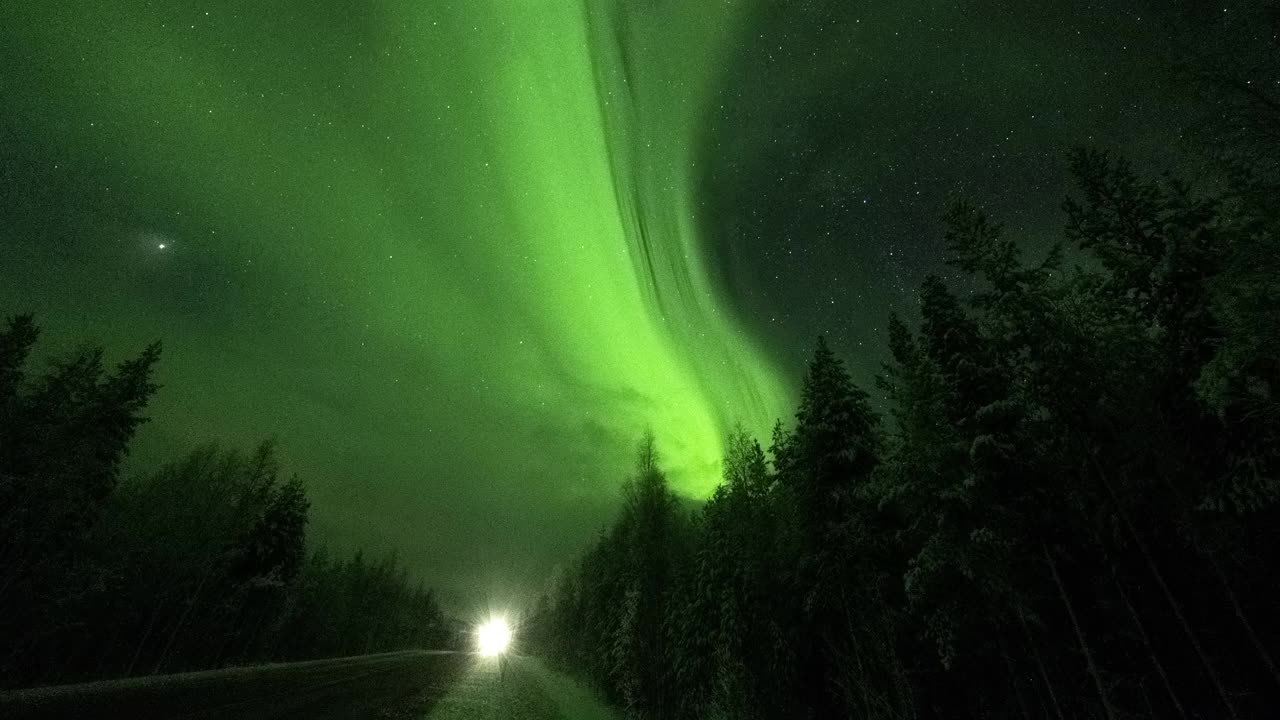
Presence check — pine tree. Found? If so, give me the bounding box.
[787,336,880,538]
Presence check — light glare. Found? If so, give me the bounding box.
[477,617,511,656]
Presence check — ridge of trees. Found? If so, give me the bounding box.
[0,319,450,688]
[527,139,1280,718]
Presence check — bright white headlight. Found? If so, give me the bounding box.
[477,617,511,656]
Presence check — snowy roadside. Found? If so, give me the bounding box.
[0,649,438,701]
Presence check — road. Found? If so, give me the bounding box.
[0,651,618,720]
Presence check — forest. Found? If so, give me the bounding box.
[523,111,1280,719]
[0,324,452,689]
[3,7,1278,719]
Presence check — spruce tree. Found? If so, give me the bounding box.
[789,336,880,537]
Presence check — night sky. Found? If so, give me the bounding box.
[0,1,1238,602]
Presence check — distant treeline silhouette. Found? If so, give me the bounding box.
[525,113,1280,719]
[0,325,449,688]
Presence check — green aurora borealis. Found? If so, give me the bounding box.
[2,1,791,597]
[1,0,1217,598]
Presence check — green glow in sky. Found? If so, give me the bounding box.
[0,0,790,596]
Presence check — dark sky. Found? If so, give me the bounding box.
[697,0,1222,387]
[0,0,1246,604]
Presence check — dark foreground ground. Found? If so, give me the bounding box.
[0,651,616,719]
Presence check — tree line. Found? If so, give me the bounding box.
[526,115,1280,719]
[0,319,451,689]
